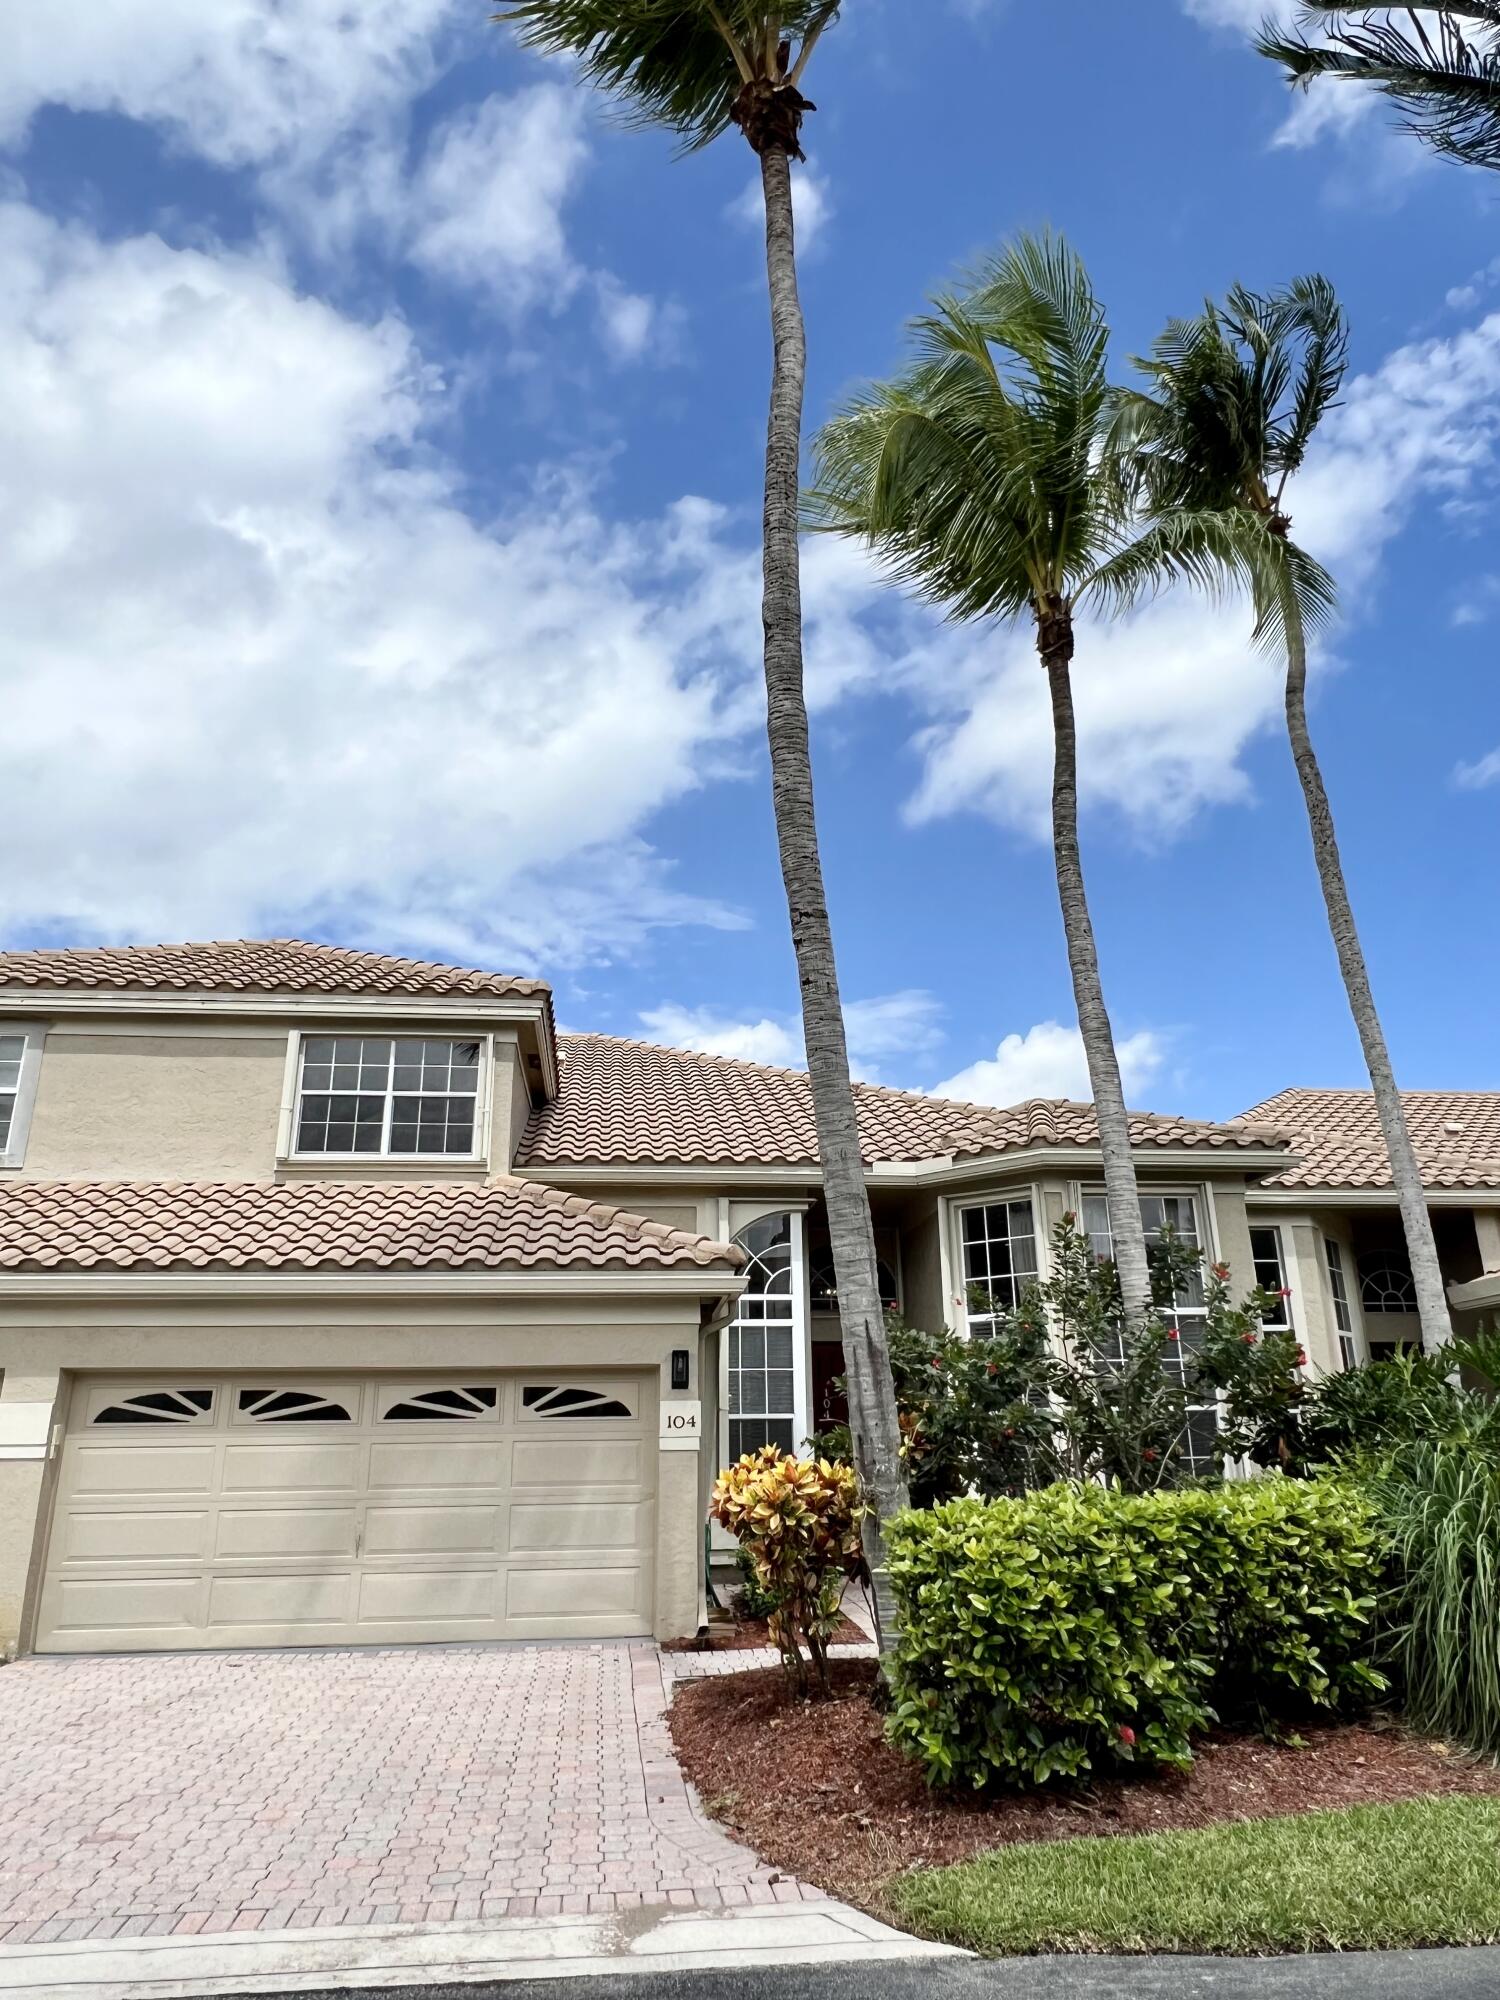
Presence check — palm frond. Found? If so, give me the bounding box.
[496,2,839,149]
[1258,5,1500,171]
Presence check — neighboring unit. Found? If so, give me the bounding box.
[0,939,1493,1659]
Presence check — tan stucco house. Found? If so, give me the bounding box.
[0,938,1495,1660]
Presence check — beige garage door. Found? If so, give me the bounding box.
[35,1373,655,1652]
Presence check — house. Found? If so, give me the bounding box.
[0,938,1494,1660]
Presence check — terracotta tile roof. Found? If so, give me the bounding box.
[0,939,551,1003]
[1242,1089,1500,1192]
[519,1034,1289,1169]
[0,1179,742,1275]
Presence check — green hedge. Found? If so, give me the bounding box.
[885,1478,1383,1789]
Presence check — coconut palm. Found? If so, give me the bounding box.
[1113,278,1454,1351]
[808,235,1259,1326]
[496,2,909,1641]
[1258,6,1500,171]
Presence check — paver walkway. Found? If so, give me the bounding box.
[0,1642,823,1947]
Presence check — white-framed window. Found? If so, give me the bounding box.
[1249,1224,1295,1335]
[960,1198,1039,1332]
[1083,1190,1218,1474]
[291,1035,485,1158]
[0,1023,45,1169]
[1324,1238,1360,1371]
[725,1211,802,1461]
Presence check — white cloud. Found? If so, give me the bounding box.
[729,166,833,254]
[638,990,944,1082]
[934,1022,1167,1108]
[0,0,458,171]
[0,198,778,964]
[1,5,668,360]
[1455,747,1500,790]
[638,1005,801,1068]
[404,86,588,316]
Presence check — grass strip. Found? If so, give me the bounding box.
[891,1795,1500,1955]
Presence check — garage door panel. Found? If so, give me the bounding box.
[509,1501,649,1553]
[367,1440,503,1491]
[60,1508,213,1564]
[506,1566,645,1623]
[222,1442,363,1493]
[357,1568,497,1624]
[207,1571,354,1630]
[511,1439,645,1489]
[363,1504,501,1557]
[39,1373,656,1652]
[214,1507,359,1559]
[68,1444,217,1497]
[47,1574,206,1636]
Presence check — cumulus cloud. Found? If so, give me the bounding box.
[638,990,945,1083]
[934,1022,1167,1108]
[2,3,667,357]
[0,199,794,963]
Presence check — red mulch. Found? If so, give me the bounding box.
[661,1610,868,1654]
[668,1660,1500,1912]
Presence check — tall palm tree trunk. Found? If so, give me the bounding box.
[758,143,908,1647]
[1040,607,1154,1324]
[1281,590,1453,1350]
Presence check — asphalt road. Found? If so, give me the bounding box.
[257,1946,1500,2000]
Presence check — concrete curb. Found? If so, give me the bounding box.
[0,1902,964,1997]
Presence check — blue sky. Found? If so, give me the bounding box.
[4,0,1499,1121]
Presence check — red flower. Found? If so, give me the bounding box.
[987,1362,999,1378]
[1117,1725,1136,1746]
[1166,1328,1180,1342]
[1295,1347,1307,1367]
[1143,1448,1158,1462]
[931,1358,942,1370]
[1212,1262,1230,1281]
[1242,1332,1258,1345]
[1279,1287,1293,1298]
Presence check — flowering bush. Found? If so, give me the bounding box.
[710,1447,862,1694]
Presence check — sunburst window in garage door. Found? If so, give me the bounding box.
[91,1387,215,1425]
[522,1385,635,1418]
[235,1387,354,1422]
[380,1385,498,1420]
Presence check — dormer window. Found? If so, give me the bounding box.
[293,1036,484,1158]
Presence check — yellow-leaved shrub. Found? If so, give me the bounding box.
[710,1447,862,1694]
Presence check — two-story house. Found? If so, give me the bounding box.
[0,938,1495,1660]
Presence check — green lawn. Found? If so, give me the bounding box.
[890,1795,1500,1956]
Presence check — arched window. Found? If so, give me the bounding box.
[1360,1262,1417,1313]
[726,1213,799,1461]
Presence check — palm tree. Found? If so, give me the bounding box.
[495,2,909,1642]
[808,235,1256,1326]
[1113,278,1455,1351]
[1258,4,1500,171]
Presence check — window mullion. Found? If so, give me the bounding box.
[380,1041,395,1157]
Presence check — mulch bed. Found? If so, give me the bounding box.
[661,1610,868,1654]
[668,1660,1500,1912]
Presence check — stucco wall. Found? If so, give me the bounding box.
[0,1291,711,1652]
[21,1027,287,1180]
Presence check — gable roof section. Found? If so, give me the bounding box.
[1242,1088,1500,1191]
[0,939,551,1004]
[519,1034,1288,1169]
[0,1179,743,1275]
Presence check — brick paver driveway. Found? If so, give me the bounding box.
[0,1643,815,1945]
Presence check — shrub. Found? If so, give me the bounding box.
[885,1478,1382,1789]
[733,1545,782,1623]
[710,1447,862,1694]
[1366,1435,1500,1759]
